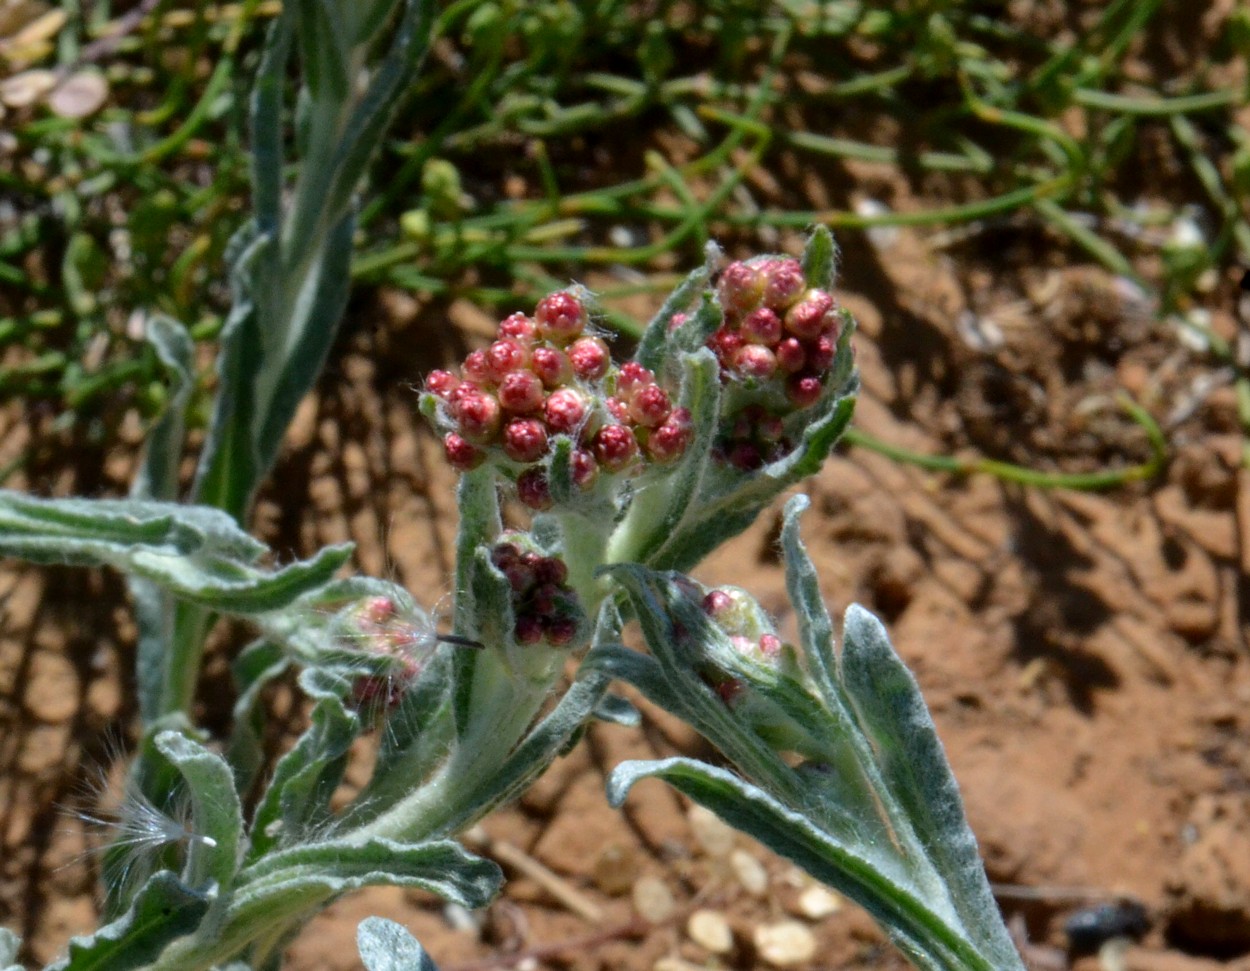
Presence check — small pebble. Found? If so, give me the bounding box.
[687,909,734,954]
[797,885,842,919]
[688,805,735,858]
[632,875,676,924]
[653,959,706,971]
[754,921,817,966]
[592,843,638,896]
[730,849,769,897]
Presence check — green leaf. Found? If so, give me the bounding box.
[46,872,209,971]
[132,314,195,503]
[225,640,290,795]
[634,248,716,373]
[801,224,839,289]
[238,838,501,912]
[154,732,244,892]
[247,674,359,861]
[606,759,979,971]
[840,605,1022,971]
[0,927,22,971]
[357,918,439,971]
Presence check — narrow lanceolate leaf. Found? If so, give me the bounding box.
[357,918,439,971]
[800,224,839,289]
[46,872,209,971]
[0,490,352,617]
[606,759,979,971]
[839,605,1022,971]
[154,732,244,893]
[238,838,502,912]
[132,314,196,503]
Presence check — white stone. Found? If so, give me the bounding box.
[687,909,734,954]
[754,921,817,966]
[730,849,769,897]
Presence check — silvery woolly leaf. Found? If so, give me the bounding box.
[357,917,439,971]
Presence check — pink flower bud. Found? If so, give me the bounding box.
[536,291,587,341]
[742,307,782,345]
[732,344,777,379]
[571,449,599,490]
[667,312,689,332]
[425,369,460,398]
[567,337,610,381]
[497,370,545,414]
[592,424,639,472]
[717,261,764,315]
[757,412,785,442]
[762,258,805,310]
[775,337,806,373]
[759,633,782,658]
[726,441,763,470]
[485,339,529,383]
[702,589,734,616]
[503,418,549,462]
[498,312,536,343]
[463,349,492,385]
[616,362,654,401]
[530,346,572,388]
[454,391,502,442]
[786,374,824,408]
[516,467,553,511]
[629,384,672,428]
[646,407,693,462]
[544,387,588,434]
[808,333,835,372]
[785,290,834,340]
[707,328,744,368]
[444,433,485,471]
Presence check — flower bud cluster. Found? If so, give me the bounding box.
[340,595,438,714]
[490,542,582,646]
[426,291,694,509]
[701,586,787,666]
[708,257,841,407]
[714,404,794,472]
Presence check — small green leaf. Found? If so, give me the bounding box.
[238,838,502,912]
[357,917,439,971]
[154,732,244,892]
[46,872,209,971]
[226,640,290,795]
[801,225,839,289]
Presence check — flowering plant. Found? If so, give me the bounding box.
[0,3,1023,971]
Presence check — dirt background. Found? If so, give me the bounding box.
[5,6,1250,971]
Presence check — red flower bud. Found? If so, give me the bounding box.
[785,290,834,340]
[544,388,588,434]
[444,433,485,471]
[759,633,782,658]
[498,312,536,343]
[516,467,553,511]
[502,418,549,462]
[615,361,654,401]
[485,339,529,383]
[534,556,568,586]
[808,333,835,372]
[629,384,672,428]
[605,396,630,423]
[567,337,610,381]
[717,261,764,315]
[785,374,824,408]
[742,307,782,345]
[545,616,579,646]
[463,349,492,385]
[707,328,744,368]
[571,449,599,490]
[454,391,502,442]
[497,370,545,414]
[514,614,545,644]
[667,312,689,332]
[592,424,639,472]
[775,337,806,374]
[530,346,572,388]
[536,291,587,341]
[732,344,777,379]
[646,407,693,462]
[425,369,460,399]
[762,258,805,310]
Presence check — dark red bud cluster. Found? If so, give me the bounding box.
[427,290,693,507]
[490,543,581,646]
[712,404,794,471]
[709,257,841,406]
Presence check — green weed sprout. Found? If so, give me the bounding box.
[0,4,1023,971]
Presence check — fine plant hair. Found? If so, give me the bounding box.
[0,3,1028,971]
